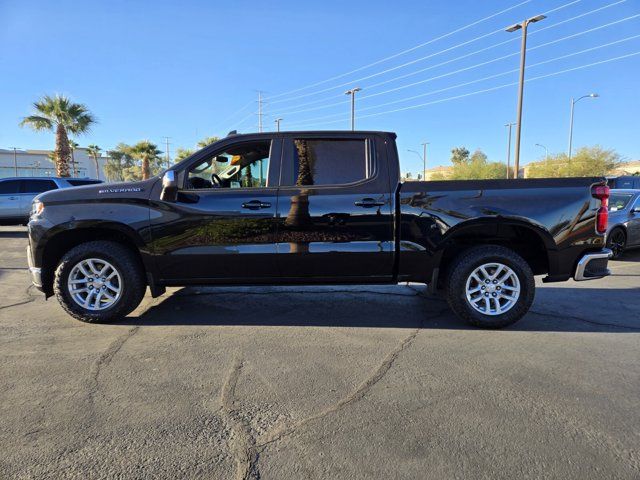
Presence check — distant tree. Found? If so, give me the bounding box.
[68,139,79,176]
[86,144,102,179]
[526,146,620,178]
[445,147,507,180]
[130,141,162,180]
[197,136,220,149]
[104,143,135,182]
[20,94,95,177]
[174,147,194,163]
[450,147,470,165]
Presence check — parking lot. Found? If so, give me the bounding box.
[1,225,638,479]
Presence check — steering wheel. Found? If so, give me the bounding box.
[211,173,223,188]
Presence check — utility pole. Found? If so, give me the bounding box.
[505,14,546,179]
[163,136,171,168]
[275,118,282,132]
[568,93,599,161]
[257,91,264,133]
[344,87,362,131]
[421,142,429,180]
[11,147,18,176]
[504,123,516,179]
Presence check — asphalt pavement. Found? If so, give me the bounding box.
[1,226,638,479]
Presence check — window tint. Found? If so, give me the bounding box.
[0,180,21,194]
[67,179,102,186]
[22,180,58,193]
[289,139,368,186]
[609,193,633,211]
[186,140,271,190]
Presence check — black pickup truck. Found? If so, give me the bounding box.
[27,131,612,328]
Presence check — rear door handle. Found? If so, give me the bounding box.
[8,196,18,200]
[354,198,385,208]
[241,200,272,210]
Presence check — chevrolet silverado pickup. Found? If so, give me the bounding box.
[27,131,612,328]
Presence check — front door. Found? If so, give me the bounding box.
[275,134,394,281]
[149,138,281,282]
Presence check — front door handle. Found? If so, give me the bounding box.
[354,198,385,208]
[8,196,18,200]
[241,200,272,210]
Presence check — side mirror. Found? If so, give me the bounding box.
[160,170,178,202]
[215,155,229,163]
[631,207,640,214]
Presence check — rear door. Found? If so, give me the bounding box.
[0,180,22,218]
[19,179,58,216]
[276,134,394,281]
[629,195,640,246]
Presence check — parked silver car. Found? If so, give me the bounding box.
[606,189,640,258]
[0,177,102,223]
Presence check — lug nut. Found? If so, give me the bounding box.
[484,292,489,297]
[485,279,490,284]
[493,280,498,284]
[492,292,497,297]
[497,286,501,291]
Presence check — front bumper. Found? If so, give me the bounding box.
[573,249,612,281]
[26,243,43,290]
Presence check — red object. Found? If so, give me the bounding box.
[591,185,610,234]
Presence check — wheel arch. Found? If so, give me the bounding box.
[435,217,555,287]
[38,221,148,297]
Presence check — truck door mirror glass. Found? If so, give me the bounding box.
[160,170,178,202]
[215,155,229,163]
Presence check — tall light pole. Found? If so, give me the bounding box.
[506,14,546,179]
[407,149,423,179]
[421,142,429,180]
[568,93,599,160]
[345,87,362,131]
[535,143,548,160]
[163,136,171,168]
[275,118,283,132]
[504,123,515,179]
[11,147,19,176]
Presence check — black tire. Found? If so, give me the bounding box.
[54,241,146,323]
[445,245,535,329]
[606,227,626,260]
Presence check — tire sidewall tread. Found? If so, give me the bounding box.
[53,241,146,323]
[445,245,535,329]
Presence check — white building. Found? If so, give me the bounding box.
[0,147,108,179]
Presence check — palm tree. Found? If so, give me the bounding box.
[86,144,102,179]
[131,141,162,180]
[20,94,95,177]
[197,136,220,149]
[68,139,79,177]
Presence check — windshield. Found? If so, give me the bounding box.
[608,193,634,211]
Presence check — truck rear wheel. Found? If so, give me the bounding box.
[445,245,535,328]
[53,241,146,323]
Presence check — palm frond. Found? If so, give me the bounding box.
[19,115,53,131]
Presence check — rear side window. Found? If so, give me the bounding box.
[289,139,369,186]
[22,180,58,193]
[609,193,633,211]
[67,179,102,186]
[0,180,21,194]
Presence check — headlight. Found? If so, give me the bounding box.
[31,200,44,217]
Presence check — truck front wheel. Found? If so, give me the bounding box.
[53,241,146,323]
[445,245,535,328]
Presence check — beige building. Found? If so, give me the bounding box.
[0,147,108,179]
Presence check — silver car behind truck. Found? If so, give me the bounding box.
[0,177,102,223]
[606,189,640,258]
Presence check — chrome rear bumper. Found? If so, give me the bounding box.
[574,249,612,281]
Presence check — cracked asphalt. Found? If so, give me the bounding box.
[1,226,639,479]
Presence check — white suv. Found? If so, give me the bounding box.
[0,177,102,223]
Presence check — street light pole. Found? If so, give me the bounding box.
[275,118,283,132]
[407,149,423,179]
[504,123,515,179]
[568,93,599,160]
[506,14,546,179]
[535,143,548,160]
[421,142,429,180]
[345,87,362,131]
[11,147,18,176]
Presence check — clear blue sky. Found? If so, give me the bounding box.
[1,0,638,174]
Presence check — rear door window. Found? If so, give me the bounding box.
[21,180,58,193]
[286,139,370,186]
[0,180,21,194]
